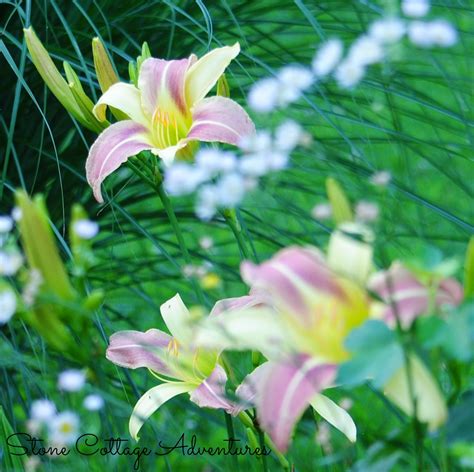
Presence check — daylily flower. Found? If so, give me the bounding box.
[193,225,448,451]
[369,262,463,328]
[106,294,234,440]
[86,43,255,202]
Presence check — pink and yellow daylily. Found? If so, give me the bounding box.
[86,43,255,202]
[106,294,234,440]
[193,225,450,451]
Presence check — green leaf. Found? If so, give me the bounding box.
[325,178,353,224]
[337,320,404,388]
[447,391,474,444]
[0,406,25,472]
[465,237,474,298]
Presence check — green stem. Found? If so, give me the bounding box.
[222,209,252,260]
[224,412,239,470]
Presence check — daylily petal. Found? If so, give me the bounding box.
[209,294,266,318]
[160,294,192,346]
[86,120,153,203]
[189,364,234,412]
[240,246,345,322]
[369,262,463,328]
[187,96,255,146]
[185,43,240,106]
[151,142,189,166]
[383,355,447,431]
[129,382,194,440]
[232,362,272,414]
[256,356,337,452]
[310,393,357,442]
[106,329,172,376]
[193,307,287,359]
[93,83,149,126]
[327,223,374,285]
[138,57,191,115]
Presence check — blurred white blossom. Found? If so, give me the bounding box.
[348,35,384,66]
[22,269,43,307]
[195,149,237,174]
[11,207,22,222]
[0,215,13,233]
[48,411,79,445]
[216,173,246,208]
[247,77,280,113]
[0,251,23,276]
[73,219,99,239]
[369,18,406,44]
[0,288,17,324]
[311,203,332,220]
[355,201,379,222]
[58,369,86,392]
[370,170,392,187]
[199,236,214,250]
[83,394,104,411]
[196,185,219,220]
[312,39,343,77]
[163,163,207,196]
[30,399,56,422]
[408,20,458,48]
[335,60,365,88]
[275,120,307,151]
[402,0,430,18]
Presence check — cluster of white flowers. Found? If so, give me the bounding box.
[247,0,458,98]
[164,120,309,220]
[73,219,99,239]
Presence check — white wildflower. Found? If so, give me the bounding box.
[11,207,22,222]
[0,288,17,324]
[339,397,354,411]
[428,20,458,47]
[0,251,23,276]
[0,215,13,233]
[239,156,270,177]
[58,369,86,392]
[48,411,79,445]
[267,151,289,171]
[335,60,366,89]
[196,185,219,220]
[408,21,434,48]
[239,131,272,154]
[277,65,314,105]
[199,236,214,250]
[369,18,406,44]
[247,77,280,113]
[83,394,104,411]
[311,203,332,220]
[275,120,305,151]
[196,149,237,174]
[348,35,384,66]
[216,173,246,208]
[164,163,207,196]
[30,399,56,422]
[312,39,344,77]
[73,220,99,240]
[402,0,430,18]
[355,201,379,222]
[370,170,392,187]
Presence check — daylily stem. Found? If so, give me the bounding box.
[224,412,239,470]
[222,209,252,260]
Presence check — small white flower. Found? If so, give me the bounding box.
[182,264,197,277]
[355,201,379,222]
[348,35,384,66]
[428,20,458,47]
[339,397,354,411]
[48,411,79,445]
[196,149,236,174]
[312,39,344,77]
[402,0,430,18]
[22,269,43,307]
[199,236,214,250]
[26,419,42,436]
[369,18,406,44]
[267,151,289,171]
[335,60,366,89]
[277,65,314,106]
[11,207,22,222]
[58,369,86,392]
[30,399,56,422]
[0,251,23,276]
[83,394,104,411]
[239,131,272,154]
[164,164,207,196]
[0,215,13,233]
[370,170,392,187]
[275,120,305,152]
[216,174,246,208]
[0,288,17,324]
[196,185,219,220]
[73,220,99,239]
[311,203,332,220]
[408,21,434,48]
[239,156,270,177]
[247,77,280,113]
